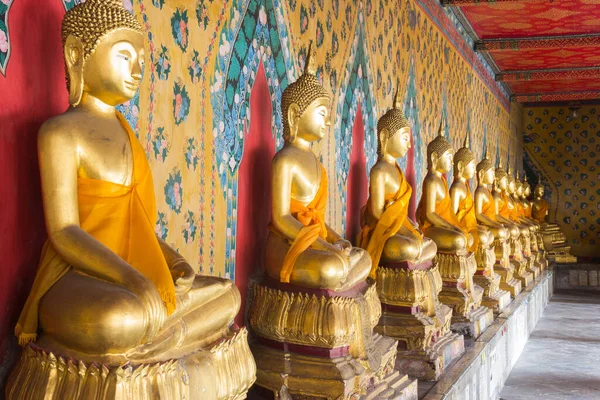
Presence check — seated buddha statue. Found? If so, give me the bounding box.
[474,151,508,242]
[417,127,491,338]
[531,178,576,263]
[248,44,409,398]
[263,48,371,291]
[7,1,255,398]
[357,86,436,274]
[356,89,464,381]
[492,163,521,240]
[450,139,510,312]
[416,128,471,253]
[449,135,494,252]
[475,152,521,298]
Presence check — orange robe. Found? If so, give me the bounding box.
[480,189,497,222]
[417,176,469,237]
[455,185,479,252]
[357,166,421,278]
[16,113,176,345]
[278,166,328,283]
[498,193,512,220]
[532,200,549,223]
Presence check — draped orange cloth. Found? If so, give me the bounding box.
[455,185,479,252]
[508,197,521,222]
[357,166,421,279]
[417,176,468,237]
[498,193,512,220]
[15,113,176,345]
[532,200,549,223]
[278,166,329,283]
[481,191,497,222]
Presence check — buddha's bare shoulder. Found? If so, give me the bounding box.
[38,109,88,145]
[272,146,315,167]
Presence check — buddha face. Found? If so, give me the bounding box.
[497,175,508,191]
[524,186,531,197]
[482,167,495,185]
[461,160,476,180]
[82,29,145,106]
[535,185,544,198]
[516,184,523,197]
[507,179,516,194]
[295,97,331,142]
[434,149,453,173]
[387,127,412,158]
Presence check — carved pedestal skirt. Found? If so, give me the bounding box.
[435,252,493,339]
[509,238,534,288]
[6,327,256,400]
[473,244,511,313]
[374,261,465,381]
[492,239,522,298]
[247,279,417,399]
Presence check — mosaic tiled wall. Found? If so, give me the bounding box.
[120,0,524,279]
[524,105,600,258]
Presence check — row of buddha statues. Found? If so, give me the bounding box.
[5,1,572,399]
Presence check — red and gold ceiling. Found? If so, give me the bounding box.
[444,0,600,104]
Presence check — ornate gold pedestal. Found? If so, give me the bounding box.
[509,238,534,288]
[541,226,577,263]
[492,239,522,298]
[435,252,494,338]
[521,234,541,280]
[6,327,256,400]
[247,280,417,399]
[374,261,465,381]
[474,244,512,313]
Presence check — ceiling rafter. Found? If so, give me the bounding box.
[512,91,600,103]
[497,67,600,82]
[476,34,600,52]
[441,0,536,5]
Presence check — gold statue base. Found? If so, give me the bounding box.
[435,252,493,338]
[374,261,465,381]
[492,239,522,298]
[541,228,576,263]
[248,279,415,399]
[509,237,534,288]
[474,244,512,313]
[521,237,541,280]
[6,327,256,400]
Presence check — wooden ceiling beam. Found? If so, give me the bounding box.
[475,34,600,52]
[441,0,537,5]
[512,91,600,103]
[497,67,600,82]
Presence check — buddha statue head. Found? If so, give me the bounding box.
[515,172,524,198]
[476,147,494,186]
[281,42,331,144]
[453,135,475,180]
[377,84,411,159]
[427,120,453,173]
[534,179,545,199]
[506,166,516,195]
[62,0,144,107]
[523,175,532,198]
[494,160,508,192]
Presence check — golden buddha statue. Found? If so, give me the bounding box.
[493,165,533,288]
[506,172,540,280]
[450,139,511,313]
[515,177,547,273]
[247,45,415,399]
[474,153,521,298]
[531,179,576,263]
[6,1,255,398]
[358,87,463,381]
[417,126,492,339]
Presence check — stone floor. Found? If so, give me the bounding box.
[500,290,600,400]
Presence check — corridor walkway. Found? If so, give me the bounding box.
[500,290,600,400]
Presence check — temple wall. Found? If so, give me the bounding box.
[523,105,600,258]
[0,0,525,370]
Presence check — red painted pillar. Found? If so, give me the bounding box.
[346,104,369,244]
[235,63,275,325]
